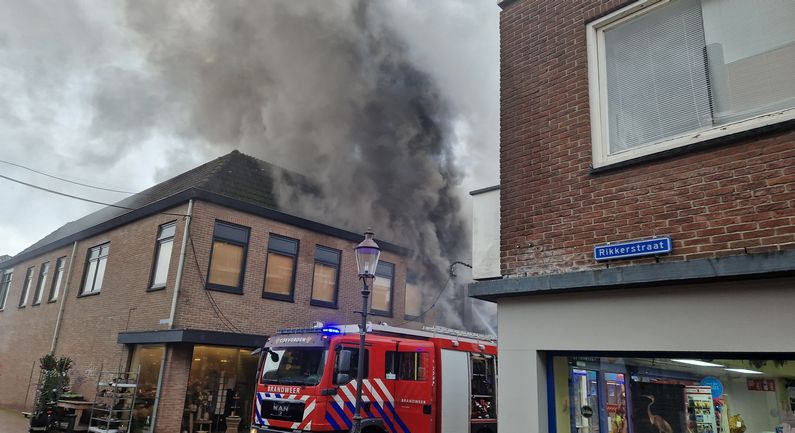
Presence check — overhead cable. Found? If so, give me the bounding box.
[0,159,136,194]
[0,173,188,217]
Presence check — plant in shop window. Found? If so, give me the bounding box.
[187,386,212,421]
[197,391,212,420]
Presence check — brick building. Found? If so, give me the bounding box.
[0,151,424,432]
[470,0,795,432]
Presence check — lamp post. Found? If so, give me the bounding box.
[351,229,381,433]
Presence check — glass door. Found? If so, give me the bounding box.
[130,345,165,433]
[604,372,627,433]
[571,368,601,433]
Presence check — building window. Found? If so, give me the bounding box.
[81,243,109,295]
[310,246,340,308]
[48,257,66,302]
[206,221,250,293]
[587,0,795,168]
[19,266,34,307]
[405,279,422,319]
[0,270,12,310]
[32,261,50,305]
[262,234,299,301]
[552,354,795,433]
[371,261,394,316]
[149,221,176,290]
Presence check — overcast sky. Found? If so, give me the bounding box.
[0,0,499,256]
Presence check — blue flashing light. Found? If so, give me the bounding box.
[321,327,341,335]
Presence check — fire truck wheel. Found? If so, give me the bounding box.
[361,427,387,433]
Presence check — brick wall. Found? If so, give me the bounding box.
[499,0,795,277]
[0,244,73,410]
[155,343,192,433]
[0,198,421,417]
[175,201,415,336]
[0,205,187,410]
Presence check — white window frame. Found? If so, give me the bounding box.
[149,221,176,289]
[0,269,12,311]
[586,0,795,169]
[82,243,110,295]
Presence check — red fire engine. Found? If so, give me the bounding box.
[250,323,497,433]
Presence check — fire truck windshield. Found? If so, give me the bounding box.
[261,348,327,386]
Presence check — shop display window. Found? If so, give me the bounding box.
[551,355,795,433]
[130,345,165,433]
[183,346,259,433]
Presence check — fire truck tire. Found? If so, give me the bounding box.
[475,428,496,433]
[361,426,387,433]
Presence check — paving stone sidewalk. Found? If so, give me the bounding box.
[0,407,29,433]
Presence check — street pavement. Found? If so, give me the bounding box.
[0,407,29,433]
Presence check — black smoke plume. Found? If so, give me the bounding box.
[117,0,492,332]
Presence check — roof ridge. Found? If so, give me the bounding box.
[193,150,240,190]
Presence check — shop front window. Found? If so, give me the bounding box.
[184,346,259,433]
[552,355,795,433]
[129,345,165,433]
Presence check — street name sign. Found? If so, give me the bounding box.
[594,237,672,261]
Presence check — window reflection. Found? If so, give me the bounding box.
[130,345,164,433]
[183,346,258,433]
[553,356,795,433]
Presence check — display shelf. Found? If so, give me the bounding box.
[88,370,138,433]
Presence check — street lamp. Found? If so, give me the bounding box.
[351,229,380,433]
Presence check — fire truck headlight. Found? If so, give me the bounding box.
[250,428,258,433]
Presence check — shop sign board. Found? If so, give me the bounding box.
[593,237,672,261]
[747,379,776,391]
[700,376,724,398]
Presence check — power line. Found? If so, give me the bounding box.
[393,274,453,328]
[187,230,244,333]
[0,173,187,217]
[0,159,137,194]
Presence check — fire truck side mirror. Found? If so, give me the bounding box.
[336,373,351,384]
[337,349,352,373]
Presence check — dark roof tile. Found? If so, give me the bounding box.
[16,151,319,257]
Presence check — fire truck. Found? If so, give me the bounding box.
[249,323,497,433]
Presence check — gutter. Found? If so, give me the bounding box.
[6,187,409,270]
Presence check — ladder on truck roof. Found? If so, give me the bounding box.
[334,323,497,345]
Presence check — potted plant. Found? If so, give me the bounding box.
[29,354,72,432]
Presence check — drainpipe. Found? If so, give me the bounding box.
[151,199,193,433]
[150,346,170,433]
[168,199,193,330]
[50,241,79,354]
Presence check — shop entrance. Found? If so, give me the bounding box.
[568,365,631,433]
[182,345,259,433]
[129,345,165,433]
[571,369,601,433]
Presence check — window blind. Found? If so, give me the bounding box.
[605,0,713,153]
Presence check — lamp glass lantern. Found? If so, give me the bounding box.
[354,230,381,277]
